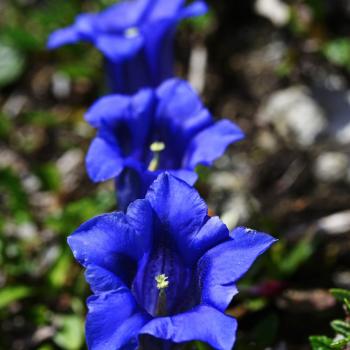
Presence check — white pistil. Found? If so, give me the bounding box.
[148,141,165,172]
[124,27,140,38]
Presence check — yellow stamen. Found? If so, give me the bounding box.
[155,274,169,290]
[148,142,165,171]
[124,27,139,38]
[150,142,165,153]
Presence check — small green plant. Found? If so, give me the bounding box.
[310,289,350,350]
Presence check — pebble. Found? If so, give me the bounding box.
[255,0,290,27]
[258,86,328,148]
[313,151,349,183]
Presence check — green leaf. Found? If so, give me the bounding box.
[46,190,115,234]
[0,113,12,139]
[279,239,313,275]
[31,305,50,326]
[309,335,333,350]
[306,0,326,20]
[98,0,122,9]
[2,27,40,51]
[186,11,215,32]
[58,61,98,79]
[0,285,32,309]
[0,40,25,87]
[53,315,84,350]
[0,168,31,222]
[244,297,267,312]
[194,341,211,350]
[36,163,61,192]
[344,299,350,313]
[330,289,350,303]
[37,345,54,350]
[323,39,350,68]
[48,249,72,288]
[195,164,211,183]
[251,313,279,347]
[330,336,350,349]
[331,320,350,337]
[24,111,59,127]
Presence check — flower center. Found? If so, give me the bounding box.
[124,26,139,38]
[155,273,169,290]
[148,141,165,171]
[155,274,169,317]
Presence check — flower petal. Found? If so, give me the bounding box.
[86,135,124,182]
[168,169,198,186]
[146,173,215,264]
[184,119,245,170]
[116,168,146,212]
[86,288,150,350]
[85,90,154,160]
[147,0,185,21]
[95,0,150,31]
[126,197,154,249]
[143,18,176,85]
[179,1,209,19]
[112,52,153,93]
[68,204,152,274]
[146,172,207,231]
[198,227,277,311]
[140,305,237,350]
[157,80,212,145]
[85,95,130,128]
[85,265,125,294]
[95,34,144,62]
[47,14,96,49]
[188,216,230,262]
[47,27,80,49]
[156,79,208,130]
[74,14,97,39]
[156,79,212,164]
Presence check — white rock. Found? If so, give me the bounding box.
[188,45,207,94]
[57,148,84,192]
[17,222,37,240]
[256,129,279,153]
[317,210,350,235]
[209,171,243,192]
[258,86,328,147]
[333,271,350,289]
[52,72,71,99]
[255,0,290,27]
[314,152,349,182]
[2,94,29,118]
[57,148,83,175]
[215,187,260,231]
[313,88,350,145]
[221,194,252,230]
[22,174,41,193]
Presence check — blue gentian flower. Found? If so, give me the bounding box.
[84,78,245,210]
[68,173,277,350]
[47,0,208,93]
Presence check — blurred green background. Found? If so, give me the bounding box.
[1,0,350,349]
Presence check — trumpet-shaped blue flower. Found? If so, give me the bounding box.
[85,78,245,210]
[68,173,276,350]
[47,0,207,93]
